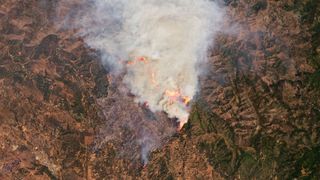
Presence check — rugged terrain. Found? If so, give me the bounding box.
[0,0,319,179]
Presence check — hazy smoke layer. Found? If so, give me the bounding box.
[78,0,224,126]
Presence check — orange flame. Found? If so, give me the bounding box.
[126,56,148,65]
[164,90,191,105]
[165,90,180,102]
[182,96,191,105]
[165,90,180,97]
[137,56,148,63]
[178,118,188,130]
[127,60,135,65]
[126,55,191,130]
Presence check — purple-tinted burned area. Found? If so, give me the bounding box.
[0,0,320,179]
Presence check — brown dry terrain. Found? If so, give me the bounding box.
[0,0,320,179]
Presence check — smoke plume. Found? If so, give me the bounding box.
[76,0,224,127]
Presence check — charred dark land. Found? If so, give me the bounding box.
[0,0,320,179]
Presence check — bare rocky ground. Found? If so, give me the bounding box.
[0,0,319,179]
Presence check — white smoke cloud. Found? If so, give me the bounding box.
[76,0,224,126]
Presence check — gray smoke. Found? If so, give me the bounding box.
[57,0,225,164]
[74,0,225,127]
